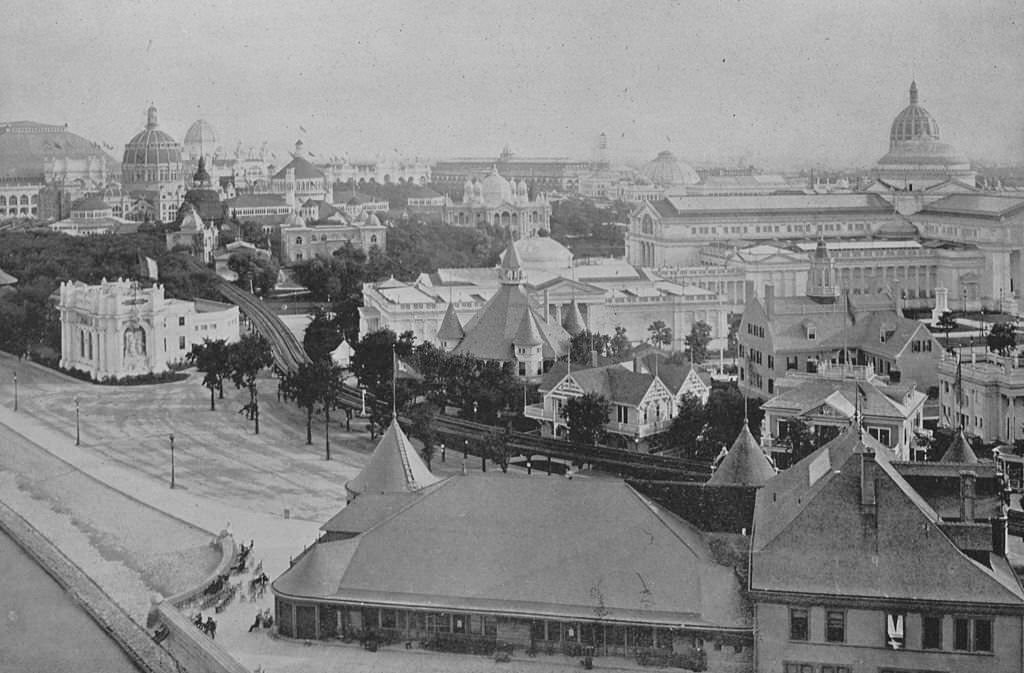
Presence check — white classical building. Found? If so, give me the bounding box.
[59,278,239,380]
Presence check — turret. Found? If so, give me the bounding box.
[806,234,840,303]
[512,311,544,378]
[437,302,464,351]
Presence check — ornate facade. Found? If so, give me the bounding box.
[445,167,551,239]
[58,278,239,380]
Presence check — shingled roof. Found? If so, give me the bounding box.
[751,428,1024,607]
[940,430,979,464]
[436,302,464,341]
[707,421,776,487]
[344,420,440,500]
[276,475,751,629]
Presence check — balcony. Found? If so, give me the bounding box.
[524,404,672,439]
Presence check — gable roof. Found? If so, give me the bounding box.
[762,376,924,421]
[707,421,776,487]
[272,155,325,181]
[542,362,661,407]
[920,194,1024,219]
[275,475,751,629]
[751,429,1024,606]
[345,420,441,499]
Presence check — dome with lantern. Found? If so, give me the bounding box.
[184,119,218,160]
[640,150,700,187]
[480,166,514,206]
[122,105,184,188]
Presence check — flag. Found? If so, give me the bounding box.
[299,125,307,133]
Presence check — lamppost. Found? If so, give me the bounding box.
[12,372,17,412]
[473,401,478,421]
[463,438,468,460]
[74,395,80,446]
[169,433,175,489]
[440,442,446,463]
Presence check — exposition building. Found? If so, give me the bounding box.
[58,278,239,380]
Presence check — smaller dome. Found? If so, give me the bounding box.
[889,82,940,146]
[481,166,513,206]
[184,119,218,156]
[640,150,699,187]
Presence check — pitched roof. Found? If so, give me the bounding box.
[454,283,569,361]
[659,193,892,216]
[225,193,289,208]
[751,429,1024,607]
[436,303,464,341]
[512,310,543,347]
[542,362,660,407]
[707,421,776,487]
[275,475,750,629]
[940,430,979,464]
[0,267,17,285]
[761,376,924,421]
[920,194,1024,218]
[272,155,325,181]
[345,420,441,499]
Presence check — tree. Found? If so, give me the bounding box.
[317,360,347,460]
[701,385,763,456]
[608,326,632,359]
[350,328,416,398]
[228,253,278,296]
[684,321,713,364]
[936,311,957,351]
[281,361,325,445]
[562,393,611,446]
[987,321,1016,356]
[647,320,672,349]
[303,306,344,363]
[656,394,706,457]
[482,429,513,473]
[569,331,612,366]
[227,334,274,434]
[188,338,231,410]
[406,401,439,470]
[727,312,742,365]
[778,418,815,465]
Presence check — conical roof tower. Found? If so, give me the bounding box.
[940,430,979,464]
[437,302,465,342]
[707,420,777,487]
[562,299,586,336]
[345,420,441,500]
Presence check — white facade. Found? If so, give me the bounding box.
[59,278,239,380]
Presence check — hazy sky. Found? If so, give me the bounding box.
[2,0,1023,169]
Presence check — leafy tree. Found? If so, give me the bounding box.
[350,328,416,397]
[562,393,611,446]
[936,311,957,351]
[569,330,612,366]
[281,361,325,445]
[228,253,278,296]
[188,338,231,410]
[303,306,344,363]
[406,401,439,469]
[482,429,513,473]
[656,394,706,457]
[701,385,763,456]
[608,326,632,359]
[647,320,673,349]
[317,360,347,460]
[778,418,815,465]
[684,320,713,364]
[727,312,742,364]
[987,321,1016,356]
[291,244,367,302]
[227,333,274,434]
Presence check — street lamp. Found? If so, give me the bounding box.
[169,433,175,489]
[74,395,80,446]
[12,372,17,412]
[440,442,446,463]
[463,438,468,460]
[473,401,478,421]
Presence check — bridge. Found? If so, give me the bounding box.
[214,281,310,373]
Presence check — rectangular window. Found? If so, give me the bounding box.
[826,610,845,643]
[789,608,808,641]
[178,316,185,326]
[767,355,774,369]
[178,336,186,350]
[783,664,813,673]
[974,618,993,652]
[922,615,942,649]
[954,617,970,651]
[617,405,628,423]
[885,612,905,649]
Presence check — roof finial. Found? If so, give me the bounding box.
[909,80,919,105]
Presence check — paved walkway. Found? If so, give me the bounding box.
[0,354,624,673]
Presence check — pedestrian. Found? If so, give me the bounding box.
[193,612,204,628]
[206,616,217,639]
[248,610,263,632]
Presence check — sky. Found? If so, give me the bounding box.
[2,0,1023,170]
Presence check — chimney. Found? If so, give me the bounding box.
[632,355,640,372]
[860,451,877,509]
[764,284,775,320]
[992,514,1008,556]
[959,470,977,523]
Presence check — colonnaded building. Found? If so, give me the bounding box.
[58,278,239,380]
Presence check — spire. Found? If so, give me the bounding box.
[562,300,586,336]
[344,419,440,500]
[940,429,979,464]
[193,156,211,187]
[513,311,543,347]
[909,80,919,105]
[437,302,465,342]
[707,419,777,487]
[146,104,159,130]
[500,240,524,284]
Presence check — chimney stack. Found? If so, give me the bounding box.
[959,470,977,523]
[764,284,775,320]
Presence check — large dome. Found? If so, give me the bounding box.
[481,166,513,206]
[889,81,940,146]
[122,105,183,187]
[640,150,699,187]
[0,121,113,182]
[184,119,218,158]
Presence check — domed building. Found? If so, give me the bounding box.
[873,82,975,191]
[121,105,187,223]
[640,150,699,189]
[446,166,551,239]
[183,119,218,161]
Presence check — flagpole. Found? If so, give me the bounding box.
[391,343,397,421]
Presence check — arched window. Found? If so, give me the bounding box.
[295,236,303,245]
[19,195,29,205]
[0,196,6,206]
[642,215,654,235]
[370,235,378,244]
